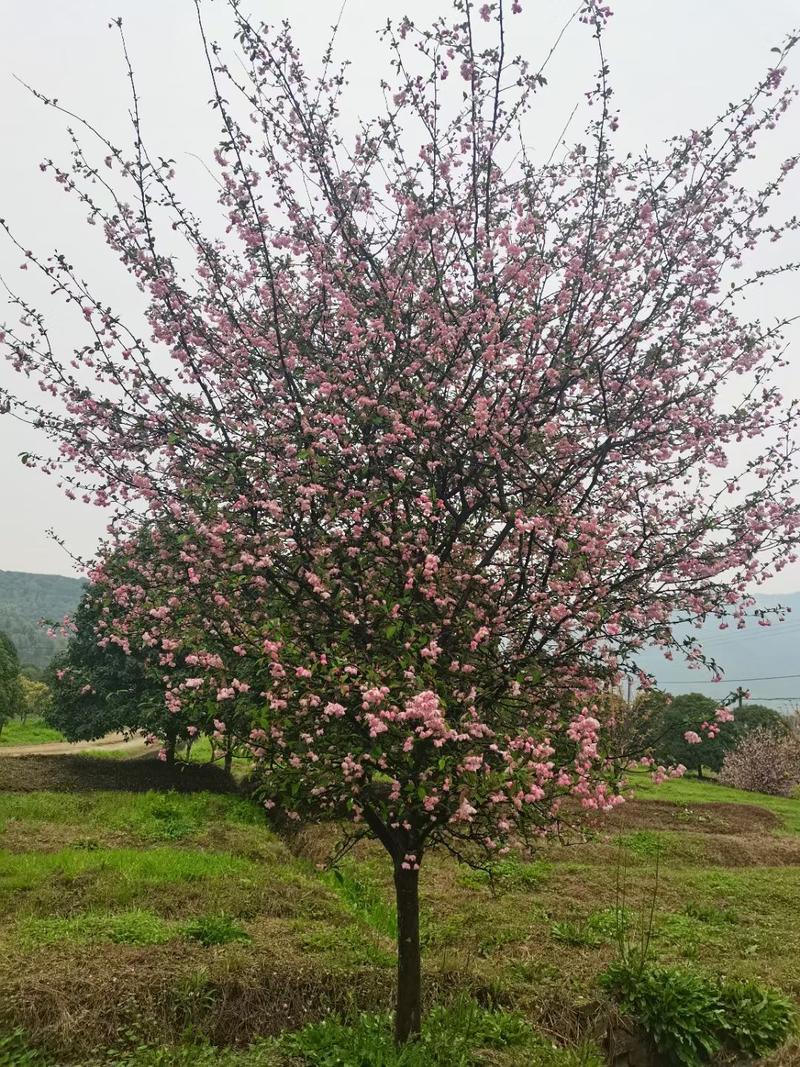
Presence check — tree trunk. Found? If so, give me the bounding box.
[697,763,704,780]
[224,748,233,775]
[393,862,422,1044]
[164,730,177,767]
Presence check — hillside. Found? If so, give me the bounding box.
[0,761,798,1064]
[0,569,85,670]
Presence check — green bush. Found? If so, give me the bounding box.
[718,979,797,1057]
[602,960,797,1066]
[602,960,723,1065]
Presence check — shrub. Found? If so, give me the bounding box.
[718,726,800,796]
[718,979,797,1057]
[602,960,797,1066]
[602,961,724,1066]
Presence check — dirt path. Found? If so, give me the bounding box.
[0,733,147,758]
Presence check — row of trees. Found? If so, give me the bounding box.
[3,0,800,1043]
[45,597,792,781]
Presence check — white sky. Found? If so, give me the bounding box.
[1,0,798,584]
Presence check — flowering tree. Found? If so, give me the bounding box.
[2,0,800,1041]
[719,725,800,796]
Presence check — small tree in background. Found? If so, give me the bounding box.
[47,587,188,764]
[645,693,786,778]
[3,0,800,1042]
[19,664,46,683]
[720,727,800,796]
[48,578,256,769]
[0,631,22,737]
[17,676,51,724]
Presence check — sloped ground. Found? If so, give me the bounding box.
[0,763,798,1064]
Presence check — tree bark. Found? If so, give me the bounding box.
[164,728,177,767]
[393,862,422,1044]
[224,748,233,775]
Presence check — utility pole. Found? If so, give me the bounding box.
[725,686,748,710]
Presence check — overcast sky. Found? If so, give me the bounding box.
[1,0,798,586]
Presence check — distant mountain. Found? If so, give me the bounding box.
[0,569,86,669]
[637,593,800,712]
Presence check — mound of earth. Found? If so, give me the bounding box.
[604,799,779,835]
[0,755,239,794]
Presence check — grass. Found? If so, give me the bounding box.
[323,863,399,938]
[19,910,175,947]
[82,743,150,760]
[0,789,261,839]
[0,1004,605,1067]
[0,717,64,746]
[629,770,800,835]
[84,737,226,765]
[18,910,251,949]
[0,765,799,1064]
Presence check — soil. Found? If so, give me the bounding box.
[0,733,144,758]
[0,753,239,794]
[602,799,780,835]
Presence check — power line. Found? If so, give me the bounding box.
[658,673,800,684]
[685,622,800,649]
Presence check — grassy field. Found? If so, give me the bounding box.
[1,760,799,1065]
[0,718,65,747]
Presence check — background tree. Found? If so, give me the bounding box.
[47,587,187,764]
[720,726,800,796]
[17,676,51,724]
[19,664,46,683]
[48,576,256,770]
[2,0,800,1043]
[0,631,22,737]
[645,694,787,777]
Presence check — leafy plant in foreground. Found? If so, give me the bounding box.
[601,960,797,1066]
[717,979,797,1058]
